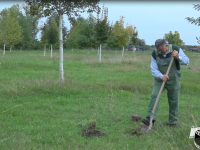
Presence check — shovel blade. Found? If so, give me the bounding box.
[139,124,154,133]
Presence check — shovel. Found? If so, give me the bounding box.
[141,57,174,132]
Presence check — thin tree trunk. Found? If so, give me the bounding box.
[44,44,46,56]
[99,44,101,63]
[20,46,22,52]
[59,5,64,83]
[51,44,52,58]
[3,43,5,55]
[10,45,12,53]
[122,46,124,57]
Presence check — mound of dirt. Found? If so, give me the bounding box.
[82,129,105,137]
[82,121,105,137]
[125,128,143,137]
[132,115,142,122]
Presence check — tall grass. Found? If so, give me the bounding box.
[0,49,199,150]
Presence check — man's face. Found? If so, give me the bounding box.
[157,45,169,54]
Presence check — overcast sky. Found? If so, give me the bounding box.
[0,1,200,45]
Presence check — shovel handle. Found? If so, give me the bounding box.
[152,57,174,114]
[149,57,174,128]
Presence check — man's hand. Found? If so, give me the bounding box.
[172,50,179,60]
[162,74,169,82]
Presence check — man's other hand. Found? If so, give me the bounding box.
[162,74,169,82]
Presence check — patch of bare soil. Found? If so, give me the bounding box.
[82,121,105,137]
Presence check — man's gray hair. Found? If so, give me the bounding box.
[155,39,166,48]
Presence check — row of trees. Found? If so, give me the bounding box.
[66,8,139,51]
[0,4,187,53]
[3,3,200,53]
[24,0,101,83]
[1,1,195,83]
[0,4,44,52]
[0,3,141,52]
[0,4,70,52]
[40,12,68,55]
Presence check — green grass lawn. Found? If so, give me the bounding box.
[0,49,199,150]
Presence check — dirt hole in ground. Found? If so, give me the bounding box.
[82,121,105,137]
[127,128,143,137]
[82,129,105,137]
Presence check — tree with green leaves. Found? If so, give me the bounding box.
[66,15,96,50]
[76,17,96,49]
[186,4,200,43]
[137,38,146,47]
[6,10,22,52]
[41,23,49,56]
[48,18,59,46]
[107,34,120,49]
[164,31,184,46]
[25,0,100,83]
[87,13,97,48]
[46,12,68,48]
[111,16,127,48]
[10,4,42,50]
[76,20,92,49]
[0,8,22,54]
[111,16,132,49]
[0,8,9,55]
[130,27,138,53]
[109,16,134,57]
[48,18,59,58]
[95,12,111,47]
[66,17,85,49]
[131,27,138,45]
[163,31,174,44]
[124,24,135,54]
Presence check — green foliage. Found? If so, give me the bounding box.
[107,34,120,49]
[164,31,184,46]
[46,12,68,43]
[7,4,42,50]
[131,27,138,46]
[41,24,49,45]
[0,8,9,46]
[196,37,200,44]
[76,14,96,49]
[110,16,132,48]
[125,24,135,41]
[185,4,200,44]
[0,8,22,48]
[48,18,59,46]
[66,20,80,48]
[95,16,111,45]
[25,0,100,53]
[6,11,22,47]
[137,38,146,47]
[67,15,97,49]
[25,0,101,24]
[186,4,200,26]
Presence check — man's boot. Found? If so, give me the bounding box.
[141,117,155,126]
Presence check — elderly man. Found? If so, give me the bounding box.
[142,39,189,127]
